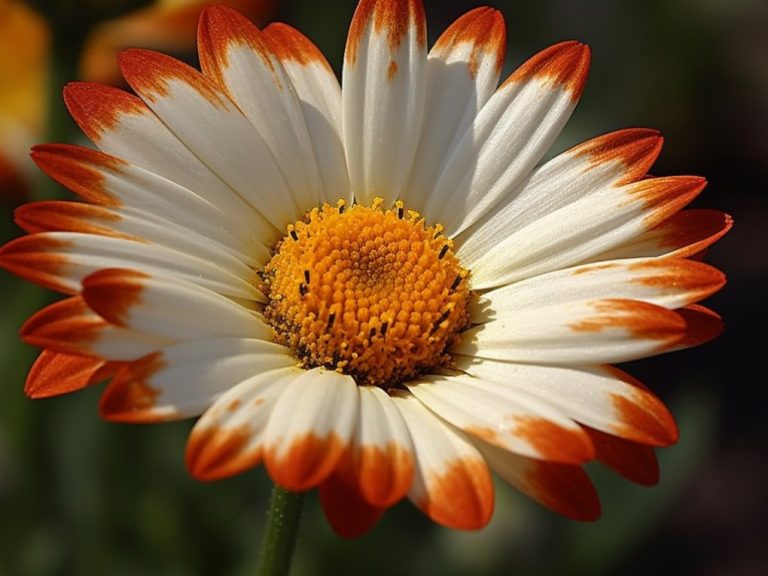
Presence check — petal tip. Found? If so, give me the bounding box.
[525,462,601,521]
[186,425,260,481]
[265,432,347,491]
[575,128,664,185]
[82,268,148,328]
[515,418,595,464]
[507,40,591,99]
[418,458,494,530]
[346,0,427,65]
[98,353,169,423]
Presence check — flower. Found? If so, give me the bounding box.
[0,0,731,537]
[0,0,47,203]
[79,0,276,85]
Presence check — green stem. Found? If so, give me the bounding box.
[256,486,305,576]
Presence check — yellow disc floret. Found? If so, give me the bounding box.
[262,199,472,389]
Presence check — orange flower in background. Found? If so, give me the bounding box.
[0,0,47,204]
[79,0,276,85]
[0,0,274,203]
[0,0,731,538]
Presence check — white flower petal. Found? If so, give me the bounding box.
[455,128,663,264]
[99,337,296,422]
[456,298,686,364]
[20,296,169,361]
[346,386,415,506]
[453,356,678,446]
[263,367,358,491]
[186,366,305,480]
[81,269,269,341]
[343,0,427,206]
[425,41,590,236]
[263,22,351,204]
[406,7,505,212]
[15,199,260,278]
[0,232,259,299]
[62,83,279,245]
[586,209,733,262]
[466,176,706,289]
[392,389,494,530]
[406,373,593,463]
[198,7,326,210]
[472,257,725,319]
[118,48,301,229]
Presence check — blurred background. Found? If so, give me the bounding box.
[0,0,765,574]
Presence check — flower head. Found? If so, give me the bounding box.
[0,0,731,537]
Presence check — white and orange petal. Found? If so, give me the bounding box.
[339,385,415,507]
[471,257,725,319]
[61,84,280,249]
[407,374,594,464]
[463,175,706,289]
[198,6,328,210]
[455,128,664,264]
[590,208,733,261]
[20,296,170,361]
[99,337,295,422]
[0,231,259,299]
[81,268,268,340]
[477,440,601,521]
[406,6,506,213]
[393,390,494,530]
[343,0,427,206]
[424,41,590,236]
[118,48,302,229]
[457,298,687,365]
[452,356,678,447]
[262,22,350,203]
[186,366,305,481]
[263,368,359,491]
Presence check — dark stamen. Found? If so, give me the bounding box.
[327,313,336,329]
[304,270,310,284]
[299,283,308,296]
[369,328,376,340]
[339,203,345,214]
[397,206,404,219]
[381,322,388,336]
[438,244,449,259]
[289,229,298,241]
[450,274,463,291]
[431,310,451,334]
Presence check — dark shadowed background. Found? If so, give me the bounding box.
[1,0,765,574]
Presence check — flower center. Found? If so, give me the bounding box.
[262,199,472,389]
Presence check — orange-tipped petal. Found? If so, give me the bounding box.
[573,128,664,186]
[346,0,426,66]
[25,350,118,399]
[586,427,660,486]
[506,40,591,99]
[63,83,147,144]
[99,353,169,423]
[319,471,386,539]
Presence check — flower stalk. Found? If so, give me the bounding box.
[256,485,305,576]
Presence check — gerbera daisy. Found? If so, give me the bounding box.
[0,0,731,538]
